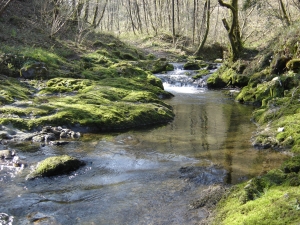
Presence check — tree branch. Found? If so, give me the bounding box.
[222,18,230,31]
[0,0,14,17]
[217,0,235,11]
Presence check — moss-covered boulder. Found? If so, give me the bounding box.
[20,62,48,79]
[207,72,227,89]
[236,76,284,105]
[192,69,210,79]
[135,59,174,73]
[270,55,290,74]
[27,155,85,179]
[183,60,207,70]
[207,66,249,89]
[281,156,300,173]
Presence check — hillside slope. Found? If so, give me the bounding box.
[0,0,175,132]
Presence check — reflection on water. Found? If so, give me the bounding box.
[0,66,287,225]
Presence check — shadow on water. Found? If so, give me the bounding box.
[0,63,287,225]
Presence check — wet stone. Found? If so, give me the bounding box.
[179,165,226,185]
[0,150,15,159]
[49,141,69,146]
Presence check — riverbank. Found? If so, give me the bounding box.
[207,23,300,224]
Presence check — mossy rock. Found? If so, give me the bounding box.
[270,55,290,74]
[220,68,249,87]
[183,60,207,70]
[207,65,249,89]
[0,53,31,77]
[92,40,105,48]
[20,61,48,79]
[281,156,300,173]
[207,72,227,89]
[240,177,265,203]
[120,53,137,61]
[135,60,174,73]
[183,61,201,70]
[147,74,164,89]
[236,77,284,104]
[27,155,85,179]
[231,60,247,73]
[192,69,210,79]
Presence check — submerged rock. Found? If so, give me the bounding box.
[179,165,226,185]
[25,212,58,225]
[189,184,228,209]
[27,155,85,179]
[20,61,48,79]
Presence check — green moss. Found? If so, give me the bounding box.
[207,65,249,89]
[135,60,174,73]
[192,69,210,79]
[0,76,32,105]
[82,52,114,66]
[207,72,227,89]
[213,166,300,225]
[213,185,300,225]
[0,73,174,131]
[183,60,208,70]
[0,31,174,131]
[281,156,300,173]
[28,155,84,179]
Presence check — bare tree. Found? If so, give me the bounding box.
[39,0,74,38]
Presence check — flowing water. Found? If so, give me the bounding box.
[0,64,286,225]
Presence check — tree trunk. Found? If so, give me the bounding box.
[95,0,108,28]
[195,0,210,56]
[172,0,175,43]
[279,0,291,26]
[218,0,242,62]
[127,0,137,35]
[92,0,100,28]
[83,1,89,22]
[192,0,197,44]
[142,0,149,34]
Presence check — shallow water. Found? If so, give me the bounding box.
[0,64,286,224]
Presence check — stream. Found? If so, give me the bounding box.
[0,63,285,225]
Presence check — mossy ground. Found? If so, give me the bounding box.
[213,183,300,225]
[213,161,300,225]
[0,73,174,131]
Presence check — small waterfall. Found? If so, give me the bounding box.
[155,62,219,93]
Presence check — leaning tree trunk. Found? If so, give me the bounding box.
[218,0,242,62]
[194,0,210,56]
[279,0,291,26]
